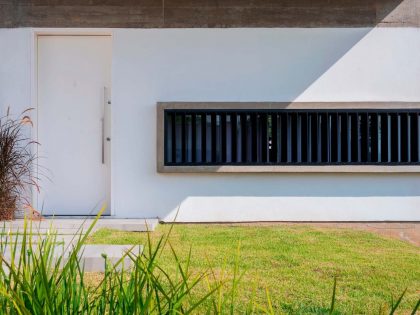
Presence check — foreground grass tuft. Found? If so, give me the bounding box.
[0,214,273,314]
[87,224,420,314]
[0,216,418,314]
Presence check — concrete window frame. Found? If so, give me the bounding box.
[156,102,420,173]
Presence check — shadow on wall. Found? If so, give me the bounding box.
[376,0,419,26]
[110,1,417,220]
[153,28,374,102]
[157,173,420,197]
[0,1,415,221]
[158,173,420,221]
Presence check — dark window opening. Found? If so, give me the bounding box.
[164,109,420,166]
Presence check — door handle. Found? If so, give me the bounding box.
[102,87,111,164]
[101,116,105,164]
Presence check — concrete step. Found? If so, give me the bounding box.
[2,244,143,272]
[1,228,87,235]
[96,219,158,232]
[1,234,80,245]
[76,244,143,272]
[1,218,159,234]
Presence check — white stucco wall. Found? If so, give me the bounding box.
[1,27,419,221]
[0,29,31,116]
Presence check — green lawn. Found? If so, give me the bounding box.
[87,224,420,314]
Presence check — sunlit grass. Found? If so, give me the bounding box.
[1,217,418,314]
[87,224,420,314]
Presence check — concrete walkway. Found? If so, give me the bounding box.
[2,218,159,234]
[1,244,143,272]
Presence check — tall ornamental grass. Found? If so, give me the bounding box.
[0,108,39,220]
[0,208,418,314]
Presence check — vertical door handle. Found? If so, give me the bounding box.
[101,116,105,164]
[102,87,111,164]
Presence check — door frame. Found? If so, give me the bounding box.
[31,29,115,216]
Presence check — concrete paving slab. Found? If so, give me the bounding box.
[1,218,150,272]
[1,244,143,272]
[78,244,143,272]
[1,218,158,234]
[1,234,79,245]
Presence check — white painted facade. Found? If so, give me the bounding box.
[0,27,419,221]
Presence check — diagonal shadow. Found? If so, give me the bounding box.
[131,1,419,220]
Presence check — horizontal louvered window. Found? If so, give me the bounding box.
[163,109,420,166]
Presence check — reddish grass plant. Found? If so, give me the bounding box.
[0,108,39,220]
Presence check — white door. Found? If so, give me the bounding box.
[37,35,112,215]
